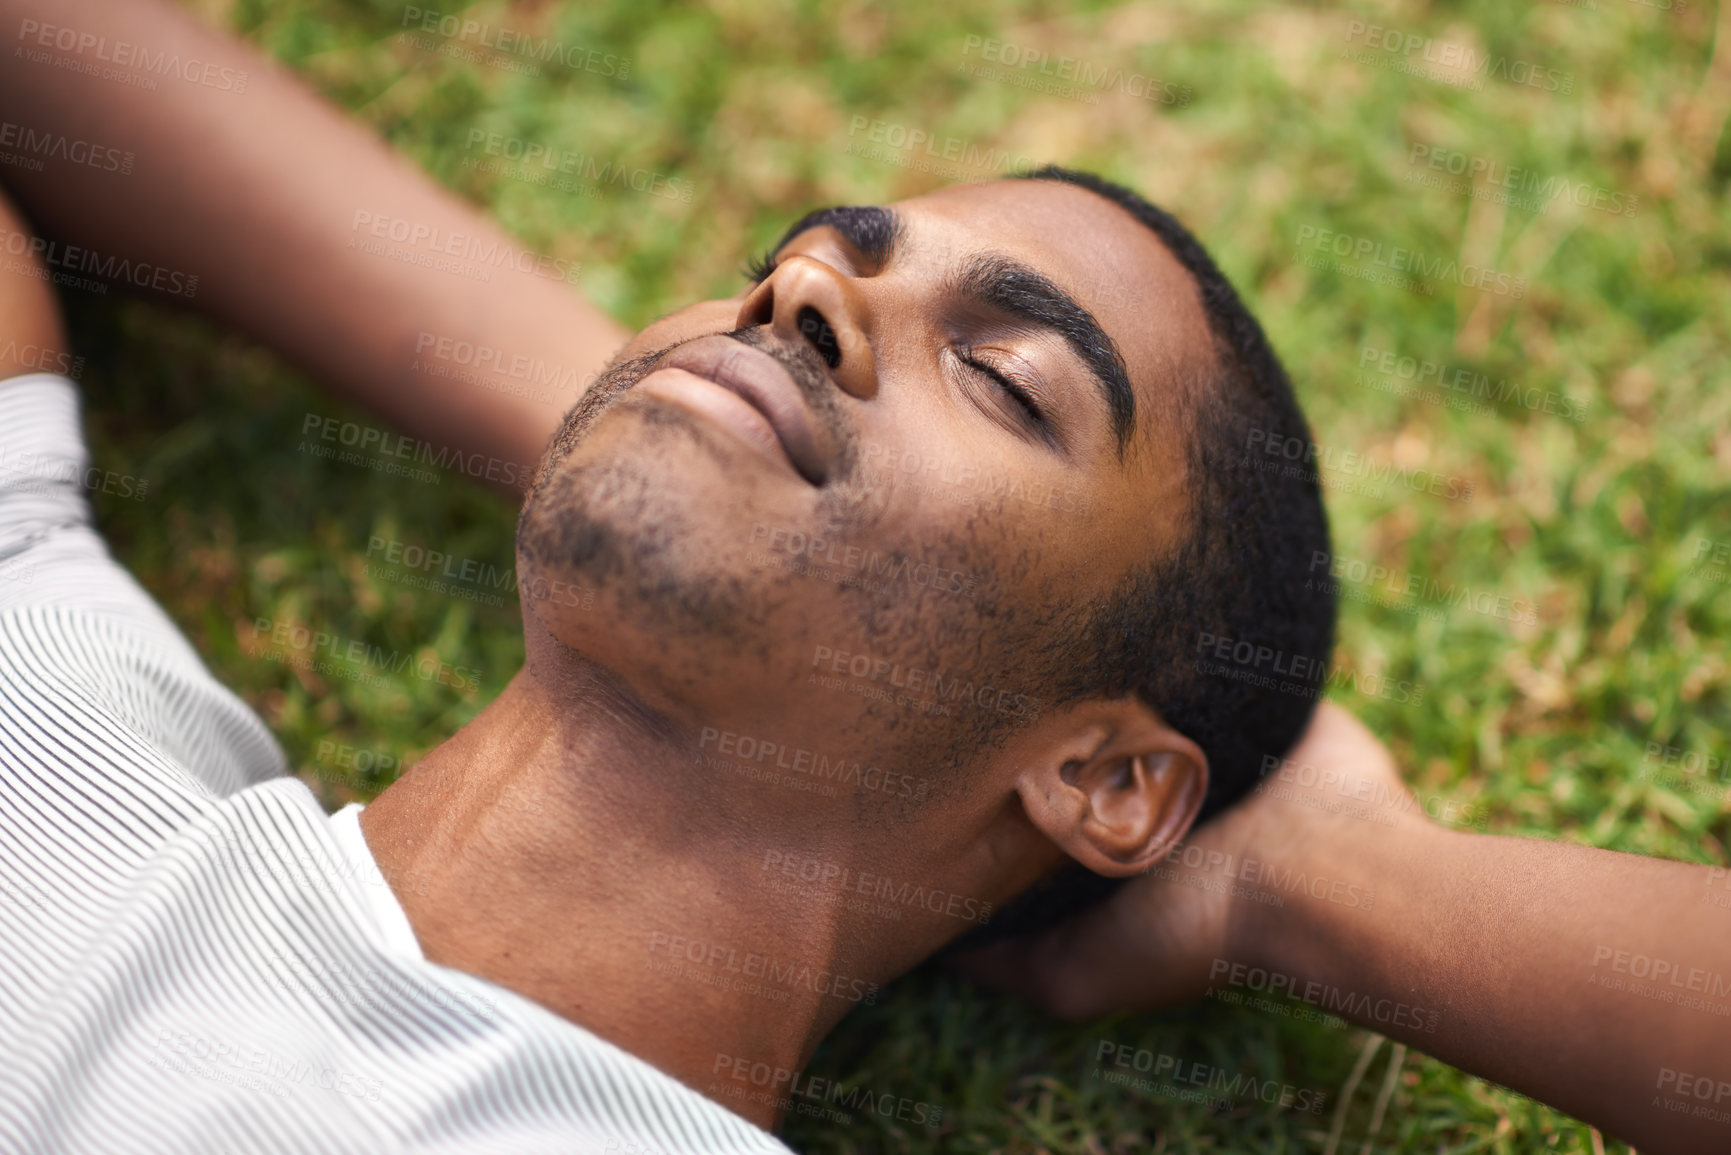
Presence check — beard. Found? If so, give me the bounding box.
[514,325,1054,775]
[514,328,869,645]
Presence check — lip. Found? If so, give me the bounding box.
[651,335,831,485]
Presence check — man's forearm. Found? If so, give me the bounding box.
[0,0,629,488]
[1234,820,1731,1153]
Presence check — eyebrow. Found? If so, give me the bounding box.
[768,205,904,271]
[951,253,1136,454]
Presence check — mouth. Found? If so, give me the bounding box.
[645,334,831,486]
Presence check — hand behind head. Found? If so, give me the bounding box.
[947,702,1414,1020]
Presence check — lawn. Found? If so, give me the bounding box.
[66,0,1731,1150]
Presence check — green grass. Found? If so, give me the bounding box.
[67,0,1731,1150]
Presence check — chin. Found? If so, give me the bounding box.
[517,448,814,690]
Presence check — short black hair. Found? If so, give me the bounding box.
[949,165,1337,948]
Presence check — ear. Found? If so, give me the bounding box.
[1011,698,1208,877]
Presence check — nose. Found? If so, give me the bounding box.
[735,256,878,400]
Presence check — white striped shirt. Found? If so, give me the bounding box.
[0,374,794,1155]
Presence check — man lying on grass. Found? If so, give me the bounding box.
[0,3,1725,1154]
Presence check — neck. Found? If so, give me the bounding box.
[360,661,1000,1130]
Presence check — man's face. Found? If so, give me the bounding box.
[518,178,1215,785]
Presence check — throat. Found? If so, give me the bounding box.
[355,667,886,1130]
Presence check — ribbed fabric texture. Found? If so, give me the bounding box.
[0,374,793,1155]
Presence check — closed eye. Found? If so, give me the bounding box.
[744,249,778,285]
[960,353,1045,427]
